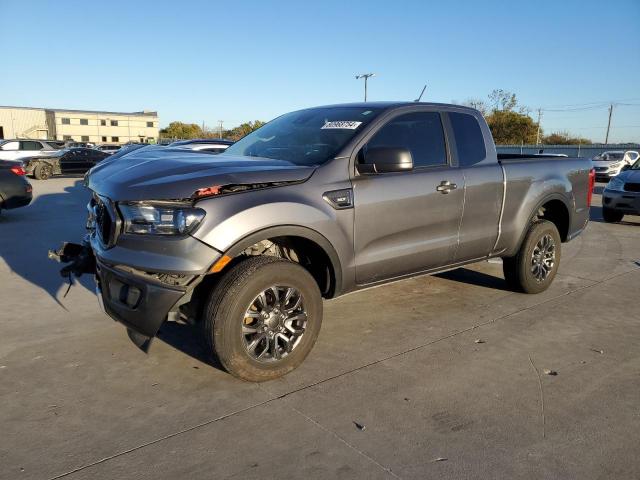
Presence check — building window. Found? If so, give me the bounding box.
[80,119,89,126]
[147,121,154,127]
[81,136,90,142]
[102,136,107,142]
[110,120,118,126]
[61,118,70,125]
[111,136,119,142]
[100,120,106,126]
[63,135,72,141]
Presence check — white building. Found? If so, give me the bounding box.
[0,106,159,144]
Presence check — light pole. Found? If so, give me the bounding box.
[355,73,375,101]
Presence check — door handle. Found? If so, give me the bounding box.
[436,180,457,194]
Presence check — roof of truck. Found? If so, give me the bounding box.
[305,101,480,112]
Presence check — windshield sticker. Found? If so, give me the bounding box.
[321,121,363,130]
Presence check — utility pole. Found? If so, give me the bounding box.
[605,104,614,144]
[218,120,224,139]
[355,73,375,101]
[535,108,542,145]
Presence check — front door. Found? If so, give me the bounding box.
[353,111,465,284]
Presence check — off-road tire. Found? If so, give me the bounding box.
[33,162,53,180]
[202,255,323,382]
[602,207,624,223]
[502,220,561,294]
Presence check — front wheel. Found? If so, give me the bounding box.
[502,220,561,294]
[602,207,624,223]
[202,256,323,382]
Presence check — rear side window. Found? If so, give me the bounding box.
[449,112,486,167]
[367,111,447,168]
[20,141,42,151]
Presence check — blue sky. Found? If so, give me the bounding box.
[1,0,639,142]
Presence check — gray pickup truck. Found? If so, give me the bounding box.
[54,102,595,381]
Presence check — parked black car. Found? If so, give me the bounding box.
[24,147,110,180]
[0,161,32,214]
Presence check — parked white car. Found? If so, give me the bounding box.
[0,139,62,162]
[592,150,639,181]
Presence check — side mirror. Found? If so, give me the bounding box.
[357,147,413,174]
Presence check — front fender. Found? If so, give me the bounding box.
[192,182,355,293]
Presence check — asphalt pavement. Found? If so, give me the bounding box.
[1,177,639,480]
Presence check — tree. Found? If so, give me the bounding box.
[224,120,266,141]
[488,89,518,112]
[486,110,539,144]
[542,131,592,145]
[159,122,204,139]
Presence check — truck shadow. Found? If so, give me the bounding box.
[156,321,225,371]
[0,178,94,309]
[436,267,510,291]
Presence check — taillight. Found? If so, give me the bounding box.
[10,166,26,176]
[587,168,595,207]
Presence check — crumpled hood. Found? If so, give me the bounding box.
[87,147,315,201]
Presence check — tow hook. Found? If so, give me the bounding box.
[48,241,96,277]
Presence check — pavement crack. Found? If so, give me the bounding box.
[46,265,640,479]
[528,354,546,439]
[288,402,401,479]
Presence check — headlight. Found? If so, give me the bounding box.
[606,177,624,192]
[119,203,205,235]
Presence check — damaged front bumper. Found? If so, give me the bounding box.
[95,260,188,338]
[50,239,208,347]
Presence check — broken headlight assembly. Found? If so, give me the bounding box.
[118,202,206,236]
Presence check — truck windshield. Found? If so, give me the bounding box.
[221,107,382,166]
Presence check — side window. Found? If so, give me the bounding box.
[1,141,19,150]
[449,112,486,167]
[20,141,42,151]
[367,111,447,168]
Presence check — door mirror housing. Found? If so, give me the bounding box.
[357,147,413,174]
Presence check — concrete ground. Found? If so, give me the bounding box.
[1,177,639,480]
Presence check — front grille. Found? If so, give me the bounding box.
[624,182,640,192]
[594,167,607,172]
[89,194,118,248]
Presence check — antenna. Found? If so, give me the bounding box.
[414,84,427,102]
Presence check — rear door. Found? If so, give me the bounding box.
[352,109,465,284]
[60,149,85,172]
[447,111,503,261]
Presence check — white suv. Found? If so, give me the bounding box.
[0,139,61,162]
[592,150,639,181]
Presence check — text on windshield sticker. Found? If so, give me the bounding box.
[321,121,362,130]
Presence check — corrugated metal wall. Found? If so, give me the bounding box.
[496,144,640,158]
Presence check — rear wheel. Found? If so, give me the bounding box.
[502,220,561,294]
[602,207,624,223]
[33,162,53,180]
[202,256,323,382]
